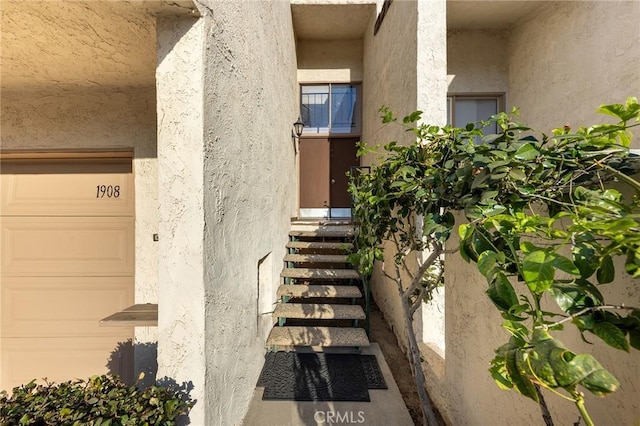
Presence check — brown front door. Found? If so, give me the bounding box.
[299,137,359,217]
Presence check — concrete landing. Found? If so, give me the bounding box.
[242,343,414,426]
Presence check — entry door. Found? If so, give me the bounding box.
[299,137,359,218]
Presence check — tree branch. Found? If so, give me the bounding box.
[539,304,639,329]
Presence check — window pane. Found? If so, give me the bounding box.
[301,85,329,134]
[330,84,359,134]
[454,98,498,142]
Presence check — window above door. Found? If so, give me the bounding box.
[300,83,361,135]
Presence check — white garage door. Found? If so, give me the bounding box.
[0,155,135,391]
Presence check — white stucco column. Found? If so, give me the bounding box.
[156,15,206,425]
[417,0,447,124]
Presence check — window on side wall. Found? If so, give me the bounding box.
[447,94,505,141]
[300,84,361,135]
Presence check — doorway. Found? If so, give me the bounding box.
[299,137,359,218]
[298,83,361,218]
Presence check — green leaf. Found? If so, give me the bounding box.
[629,330,640,350]
[489,355,513,390]
[550,281,603,313]
[596,254,615,284]
[506,349,539,402]
[478,251,498,279]
[509,168,527,181]
[549,253,580,276]
[597,97,640,123]
[522,249,555,293]
[580,367,620,396]
[487,273,519,312]
[514,143,538,160]
[403,110,423,124]
[625,249,640,278]
[573,240,598,279]
[592,322,629,352]
[502,319,529,342]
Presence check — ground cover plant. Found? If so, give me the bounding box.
[349,97,640,425]
[0,374,193,425]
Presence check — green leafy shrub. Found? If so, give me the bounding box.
[0,374,193,425]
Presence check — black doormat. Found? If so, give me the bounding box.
[257,353,387,402]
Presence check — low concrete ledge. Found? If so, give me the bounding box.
[100,303,158,327]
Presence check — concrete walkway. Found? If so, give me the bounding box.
[242,343,414,426]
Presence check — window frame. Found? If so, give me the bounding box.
[299,82,362,138]
[447,93,505,128]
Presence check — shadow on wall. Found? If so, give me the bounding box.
[107,340,196,424]
[156,376,197,426]
[107,340,158,388]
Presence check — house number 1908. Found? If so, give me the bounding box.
[96,185,121,198]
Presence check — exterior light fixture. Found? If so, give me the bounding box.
[293,116,304,139]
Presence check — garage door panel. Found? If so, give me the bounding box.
[1,277,133,338]
[0,156,135,393]
[1,217,134,276]
[1,158,134,216]
[1,335,134,391]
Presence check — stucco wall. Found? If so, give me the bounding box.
[297,39,363,83]
[362,0,417,156]
[508,0,640,134]
[447,29,509,95]
[361,0,418,351]
[200,2,298,424]
[416,0,447,125]
[155,14,206,425]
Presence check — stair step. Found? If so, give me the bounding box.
[290,230,354,238]
[277,284,362,298]
[286,241,354,251]
[281,268,359,280]
[284,254,350,264]
[291,219,353,227]
[273,303,366,320]
[266,326,369,347]
[290,224,355,233]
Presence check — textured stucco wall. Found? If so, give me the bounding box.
[416,0,447,125]
[297,39,363,82]
[200,1,298,424]
[362,0,417,156]
[155,15,206,425]
[508,1,640,133]
[362,0,418,352]
[447,29,509,94]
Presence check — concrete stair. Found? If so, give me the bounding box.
[273,303,365,320]
[267,326,369,348]
[266,219,369,351]
[283,253,350,264]
[281,267,359,280]
[286,241,354,251]
[276,284,361,298]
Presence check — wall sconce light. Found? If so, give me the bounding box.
[292,116,304,139]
